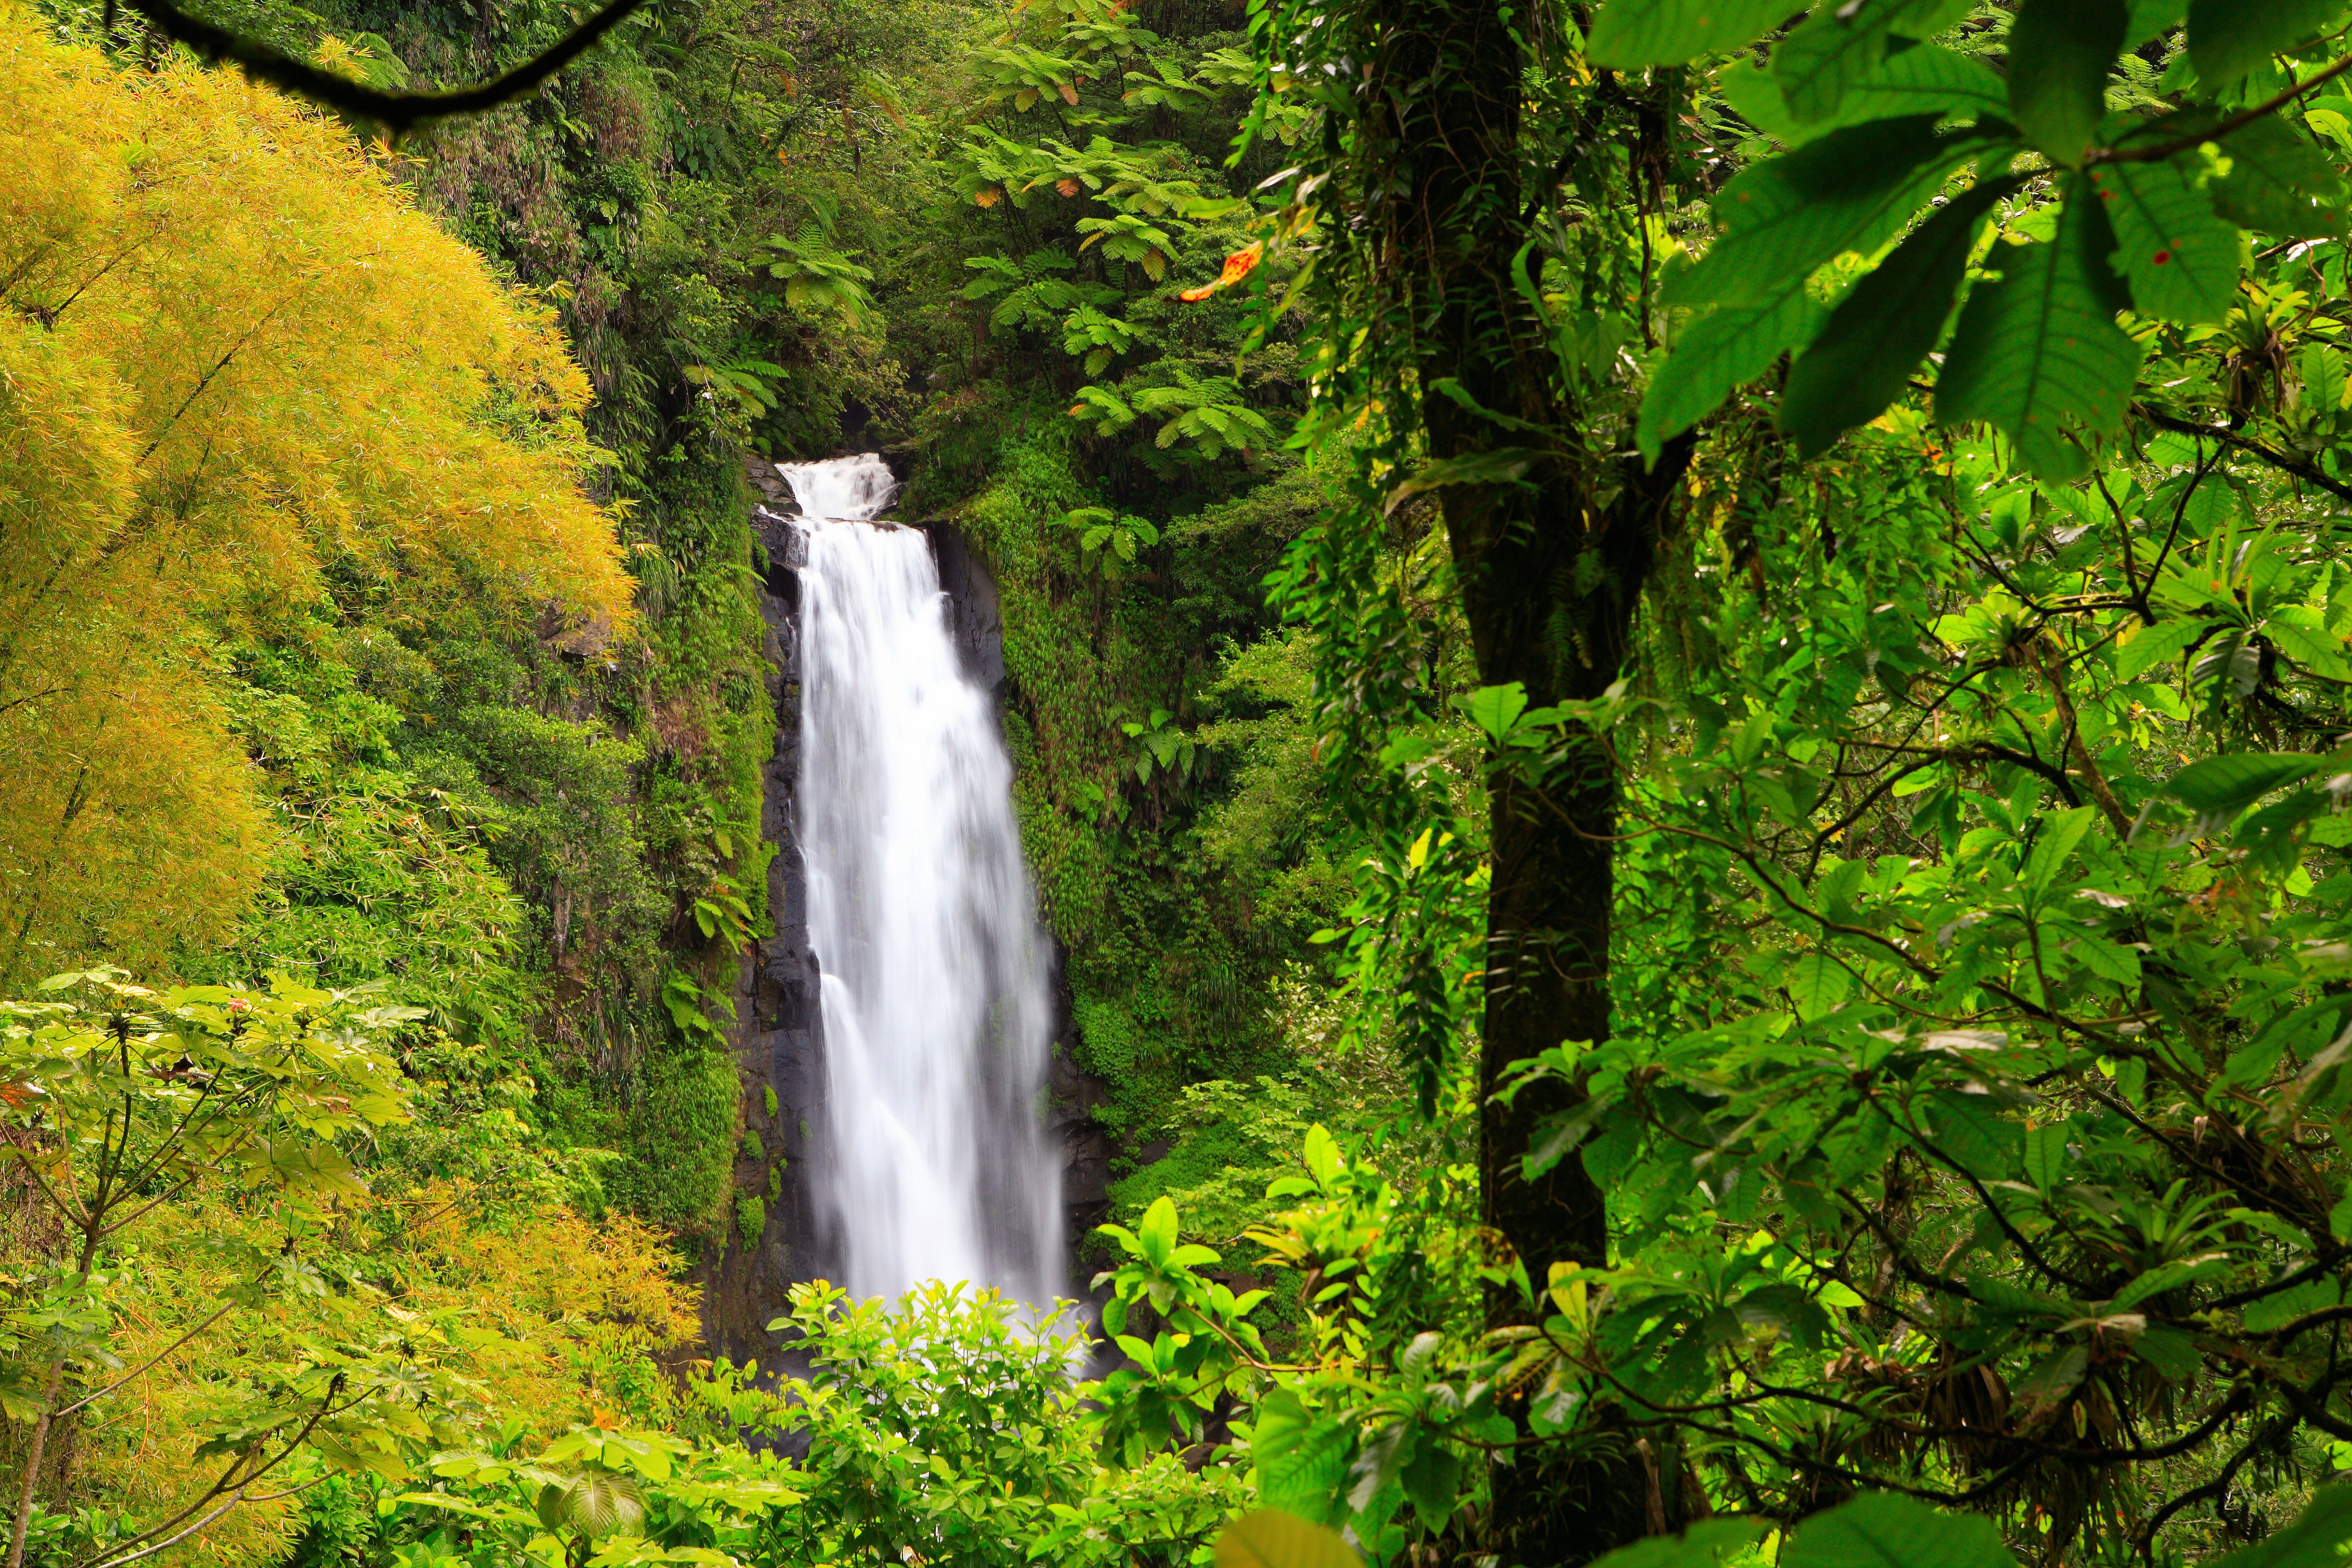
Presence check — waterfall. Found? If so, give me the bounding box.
[778,453,1064,1307]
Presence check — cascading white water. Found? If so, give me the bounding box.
[779,452,1063,1307]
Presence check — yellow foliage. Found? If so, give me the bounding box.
[0,8,632,981]
[60,1188,698,1564]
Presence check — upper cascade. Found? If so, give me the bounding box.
[777,452,900,522]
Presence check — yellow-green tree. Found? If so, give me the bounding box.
[0,6,632,983]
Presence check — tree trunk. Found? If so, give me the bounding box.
[1363,0,1690,1557]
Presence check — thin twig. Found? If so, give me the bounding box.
[50,1305,232,1419]
[2094,55,2352,166]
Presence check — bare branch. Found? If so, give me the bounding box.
[118,0,650,135]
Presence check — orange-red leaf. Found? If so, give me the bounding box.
[1178,242,1263,303]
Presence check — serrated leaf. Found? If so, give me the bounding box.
[2116,616,2211,678]
[2009,0,2126,164]
[1588,0,1794,65]
[1936,175,2143,479]
[1255,1417,1350,1522]
[2090,155,2241,323]
[1647,118,2005,453]
[2162,751,2324,813]
[1774,0,1975,123]
[1840,44,2012,129]
[2188,0,2344,87]
[1782,176,2016,453]
[1784,1494,2019,1568]
[2210,114,2351,236]
[2070,935,2143,985]
[1723,44,2005,145]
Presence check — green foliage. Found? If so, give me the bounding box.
[735,1194,767,1251]
[721,1282,1243,1567]
[0,970,435,1565]
[762,222,878,323]
[606,1046,738,1243]
[1612,0,2352,473]
[365,1419,801,1567]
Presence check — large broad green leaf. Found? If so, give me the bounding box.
[2266,605,2352,677]
[1840,44,2012,129]
[1646,117,2007,454]
[2187,0,2346,87]
[2089,155,2242,323]
[2116,615,2211,678]
[1638,288,1823,460]
[1138,1193,1178,1265]
[2008,0,2127,165]
[1588,1520,1769,1568]
[1788,953,1853,1019]
[2022,804,2098,900]
[2209,114,2351,236]
[1254,1392,1352,1522]
[2209,1486,2352,1568]
[1216,1511,1360,1568]
[1728,45,2010,145]
[1464,683,1531,743]
[2022,1122,2067,1189]
[1925,1089,2021,1179]
[1396,1436,1461,1532]
[1588,0,1798,66]
[1781,176,2017,453]
[1679,118,2005,305]
[536,1469,645,1538]
[1936,176,2143,478]
[1774,0,1974,123]
[2162,751,2325,813]
[1783,1494,2019,1568]
[2129,0,2188,43]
